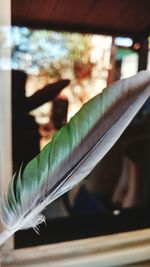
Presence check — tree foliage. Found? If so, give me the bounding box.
[12,27,92,77]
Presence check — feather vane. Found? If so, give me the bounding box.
[0,71,150,245]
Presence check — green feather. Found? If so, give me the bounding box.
[0,70,150,246]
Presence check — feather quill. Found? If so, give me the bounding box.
[0,70,150,245]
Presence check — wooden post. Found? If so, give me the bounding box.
[138,38,148,71]
[0,0,13,251]
[0,0,12,195]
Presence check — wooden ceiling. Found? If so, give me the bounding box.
[12,0,150,38]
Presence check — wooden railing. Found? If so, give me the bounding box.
[1,228,150,267]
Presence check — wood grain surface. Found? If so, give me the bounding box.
[1,228,150,267]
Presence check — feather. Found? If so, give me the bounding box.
[0,70,150,245]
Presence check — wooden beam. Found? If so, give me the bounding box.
[11,19,145,39]
[1,229,150,266]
